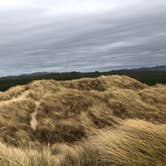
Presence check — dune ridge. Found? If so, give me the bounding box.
[0,75,165,165]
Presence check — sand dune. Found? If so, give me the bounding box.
[0,75,165,165]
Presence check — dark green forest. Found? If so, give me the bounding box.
[0,66,166,91]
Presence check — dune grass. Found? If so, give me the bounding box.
[0,120,165,166]
[0,75,165,165]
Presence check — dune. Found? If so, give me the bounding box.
[0,75,165,165]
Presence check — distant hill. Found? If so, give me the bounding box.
[0,66,166,91]
[131,65,166,72]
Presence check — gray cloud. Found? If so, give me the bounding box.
[0,0,166,15]
[0,0,166,76]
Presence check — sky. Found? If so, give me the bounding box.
[0,0,166,76]
[0,0,166,15]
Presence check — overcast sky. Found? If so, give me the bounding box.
[0,0,166,76]
[0,0,166,15]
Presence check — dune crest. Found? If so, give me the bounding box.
[0,75,165,165]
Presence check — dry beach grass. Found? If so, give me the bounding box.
[0,75,165,165]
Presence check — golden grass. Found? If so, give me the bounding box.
[0,120,165,166]
[0,75,165,165]
[83,120,166,166]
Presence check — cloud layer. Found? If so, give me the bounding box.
[0,0,166,76]
[0,0,166,16]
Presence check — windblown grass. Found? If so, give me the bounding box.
[0,120,165,166]
[0,75,165,165]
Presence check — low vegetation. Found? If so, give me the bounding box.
[0,66,166,91]
[0,75,165,165]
